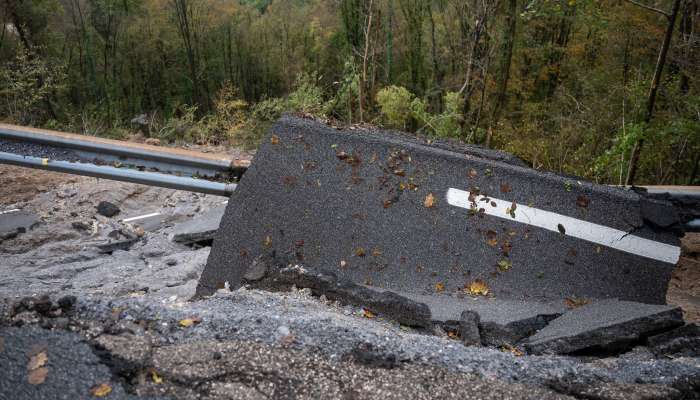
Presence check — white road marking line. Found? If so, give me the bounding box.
[0,209,20,215]
[446,188,680,264]
[122,212,161,223]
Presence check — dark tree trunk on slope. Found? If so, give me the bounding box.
[625,0,682,186]
[487,0,517,148]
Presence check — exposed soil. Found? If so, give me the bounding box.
[0,165,81,206]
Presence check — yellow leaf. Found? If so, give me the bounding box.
[90,382,113,397]
[424,193,436,208]
[355,247,366,257]
[500,344,524,357]
[27,351,48,371]
[27,367,48,385]
[152,371,163,384]
[497,259,512,272]
[434,282,445,293]
[263,235,272,248]
[362,309,375,319]
[179,317,201,328]
[465,280,489,296]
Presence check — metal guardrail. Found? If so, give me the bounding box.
[0,151,237,197]
[0,123,249,179]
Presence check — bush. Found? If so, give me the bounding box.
[376,86,414,129]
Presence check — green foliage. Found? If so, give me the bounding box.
[376,86,414,129]
[0,49,65,124]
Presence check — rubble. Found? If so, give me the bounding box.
[97,201,121,218]
[524,299,684,355]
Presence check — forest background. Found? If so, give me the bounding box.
[1,0,698,184]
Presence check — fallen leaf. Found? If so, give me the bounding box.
[497,259,512,272]
[270,135,280,145]
[557,224,566,235]
[424,193,436,208]
[371,248,382,257]
[506,201,517,218]
[564,297,589,309]
[435,282,445,293]
[468,169,478,178]
[151,370,163,384]
[576,195,590,208]
[27,351,48,371]
[501,241,512,256]
[447,331,459,340]
[28,367,48,385]
[362,309,375,319]
[280,334,296,346]
[500,344,524,357]
[465,280,489,296]
[355,248,366,257]
[179,317,202,328]
[90,382,112,397]
[500,183,512,193]
[340,260,348,268]
[485,168,493,176]
[263,235,273,248]
[486,238,498,247]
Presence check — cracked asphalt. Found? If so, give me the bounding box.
[0,165,699,399]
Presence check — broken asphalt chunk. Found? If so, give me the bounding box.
[524,299,684,355]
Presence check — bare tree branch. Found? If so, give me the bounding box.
[623,0,670,18]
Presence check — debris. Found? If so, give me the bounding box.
[96,201,120,218]
[646,323,700,357]
[524,299,684,355]
[424,193,436,208]
[151,370,163,384]
[434,282,445,293]
[27,367,48,385]
[27,351,48,371]
[459,310,481,346]
[465,280,489,296]
[179,317,202,328]
[90,383,112,397]
[171,205,226,245]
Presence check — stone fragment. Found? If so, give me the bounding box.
[96,201,120,218]
[459,311,481,346]
[646,323,700,357]
[524,299,684,355]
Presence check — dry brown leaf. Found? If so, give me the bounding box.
[270,135,280,145]
[486,238,498,247]
[564,297,589,309]
[362,309,375,319]
[434,282,445,293]
[371,248,382,257]
[465,280,489,296]
[340,260,348,269]
[447,331,459,340]
[27,351,48,371]
[355,248,366,257]
[468,169,478,178]
[424,193,436,208]
[280,334,296,346]
[27,367,48,385]
[90,382,113,397]
[263,235,273,248]
[500,344,524,357]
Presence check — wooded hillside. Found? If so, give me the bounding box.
[1,0,698,184]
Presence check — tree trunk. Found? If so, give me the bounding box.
[625,0,682,186]
[487,0,517,148]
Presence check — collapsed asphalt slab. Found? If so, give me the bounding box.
[199,116,681,304]
[524,299,684,355]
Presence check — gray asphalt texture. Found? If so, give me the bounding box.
[200,116,680,303]
[0,138,82,162]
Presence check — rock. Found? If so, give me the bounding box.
[646,323,700,357]
[96,238,139,254]
[71,221,90,231]
[0,210,39,240]
[551,382,683,400]
[346,342,399,369]
[171,206,225,245]
[57,295,77,311]
[96,201,120,218]
[387,291,565,346]
[524,299,684,355]
[459,311,481,346]
[241,255,432,328]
